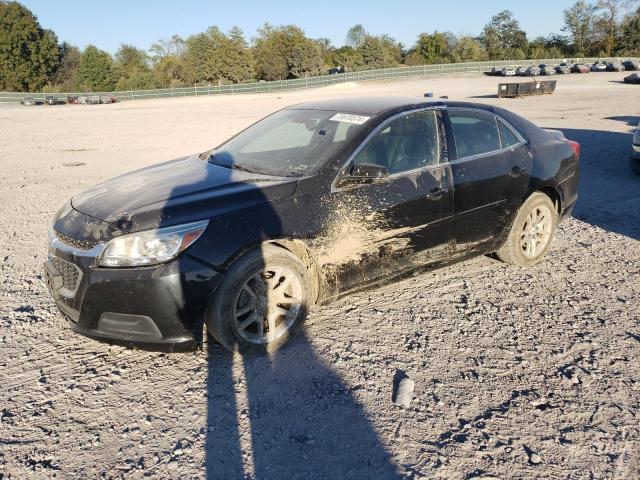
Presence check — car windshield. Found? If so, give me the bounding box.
[207,109,368,177]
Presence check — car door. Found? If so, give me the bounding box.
[325,108,454,294]
[446,108,531,252]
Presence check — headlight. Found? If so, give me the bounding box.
[97,220,208,267]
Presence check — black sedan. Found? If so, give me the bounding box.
[624,73,640,84]
[45,98,580,353]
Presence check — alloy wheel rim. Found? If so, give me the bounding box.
[520,204,553,259]
[232,266,303,345]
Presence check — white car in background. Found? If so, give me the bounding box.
[502,66,517,76]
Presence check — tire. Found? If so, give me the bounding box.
[206,244,313,353]
[496,192,558,267]
[631,157,640,175]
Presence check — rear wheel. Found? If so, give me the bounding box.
[206,244,312,353]
[631,157,640,175]
[496,192,558,267]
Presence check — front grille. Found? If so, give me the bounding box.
[54,231,98,250]
[51,256,81,292]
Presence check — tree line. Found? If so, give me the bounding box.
[1,0,639,93]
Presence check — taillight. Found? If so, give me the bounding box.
[567,140,580,159]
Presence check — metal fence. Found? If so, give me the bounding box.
[1,57,637,104]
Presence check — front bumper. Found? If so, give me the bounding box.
[44,233,221,351]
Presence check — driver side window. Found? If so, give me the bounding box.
[353,110,440,175]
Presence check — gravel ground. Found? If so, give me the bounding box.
[1,72,639,479]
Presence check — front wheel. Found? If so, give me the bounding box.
[206,244,313,353]
[631,157,640,175]
[496,192,558,267]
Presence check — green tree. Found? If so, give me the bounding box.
[253,24,323,80]
[619,7,640,52]
[480,10,529,59]
[154,55,189,87]
[0,1,60,91]
[450,36,488,62]
[346,24,367,48]
[51,42,80,91]
[596,0,634,55]
[223,26,255,83]
[330,46,364,70]
[77,45,115,91]
[357,35,398,69]
[563,1,598,55]
[414,31,451,63]
[114,44,153,89]
[186,26,254,84]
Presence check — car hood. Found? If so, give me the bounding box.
[70,155,298,234]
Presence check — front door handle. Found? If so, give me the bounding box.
[426,186,446,199]
[510,166,527,177]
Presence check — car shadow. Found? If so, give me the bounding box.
[164,150,400,478]
[552,127,640,240]
[604,116,639,127]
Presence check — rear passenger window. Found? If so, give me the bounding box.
[497,119,521,148]
[449,111,501,159]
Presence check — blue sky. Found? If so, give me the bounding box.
[21,0,584,53]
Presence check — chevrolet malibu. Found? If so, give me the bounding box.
[45,98,580,353]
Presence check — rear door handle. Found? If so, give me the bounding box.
[510,166,527,177]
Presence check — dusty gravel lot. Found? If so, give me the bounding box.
[1,72,639,479]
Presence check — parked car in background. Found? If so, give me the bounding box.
[87,95,101,105]
[555,65,571,74]
[44,95,65,105]
[607,62,625,72]
[78,96,89,104]
[67,95,79,105]
[99,94,117,104]
[631,121,640,175]
[571,64,590,73]
[20,97,38,106]
[516,66,529,76]
[328,66,345,75]
[524,66,541,76]
[590,62,607,72]
[502,66,517,76]
[539,64,556,75]
[622,60,639,71]
[45,97,580,353]
[624,73,640,84]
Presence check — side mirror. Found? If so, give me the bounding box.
[347,162,389,184]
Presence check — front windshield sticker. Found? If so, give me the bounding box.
[330,113,370,125]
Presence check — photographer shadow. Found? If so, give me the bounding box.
[205,333,401,479]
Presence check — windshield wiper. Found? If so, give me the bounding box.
[226,163,256,174]
[207,153,256,174]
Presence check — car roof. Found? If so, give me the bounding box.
[286,96,497,116]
